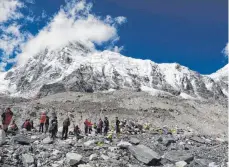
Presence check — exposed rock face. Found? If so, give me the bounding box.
[0,42,226,100]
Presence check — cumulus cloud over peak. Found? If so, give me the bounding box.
[17,0,127,66]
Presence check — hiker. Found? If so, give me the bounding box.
[93,123,97,134]
[23,119,32,131]
[50,116,58,139]
[104,117,109,136]
[88,120,93,134]
[30,120,34,129]
[106,132,113,142]
[97,118,103,134]
[162,125,169,135]
[39,112,46,133]
[62,117,70,140]
[74,125,81,140]
[1,108,13,132]
[9,120,18,132]
[115,117,120,134]
[84,119,89,135]
[45,116,49,133]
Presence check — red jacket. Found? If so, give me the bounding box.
[3,111,13,125]
[40,114,46,124]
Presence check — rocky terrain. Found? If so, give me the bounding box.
[0,89,228,167]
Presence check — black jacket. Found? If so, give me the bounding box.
[104,119,109,127]
[45,116,49,125]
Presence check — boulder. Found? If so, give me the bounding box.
[190,136,205,144]
[164,151,193,163]
[162,137,176,146]
[0,129,6,146]
[129,144,161,165]
[89,153,98,161]
[129,138,140,145]
[209,162,218,167]
[101,154,110,160]
[78,164,91,167]
[22,154,34,166]
[66,152,82,166]
[108,147,119,152]
[42,137,53,144]
[11,135,31,145]
[84,140,95,147]
[117,141,132,149]
[195,158,212,166]
[175,161,187,167]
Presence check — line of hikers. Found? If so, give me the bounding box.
[1,107,121,141]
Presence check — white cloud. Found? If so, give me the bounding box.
[0,62,7,71]
[0,0,23,23]
[25,0,35,4]
[0,23,32,62]
[115,16,127,25]
[113,46,124,53]
[16,0,126,66]
[41,10,47,19]
[222,43,229,58]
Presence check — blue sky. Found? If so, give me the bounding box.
[0,0,227,74]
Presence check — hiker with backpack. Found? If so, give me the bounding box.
[39,112,46,133]
[104,117,109,136]
[45,116,49,133]
[1,108,13,132]
[50,116,58,139]
[62,117,70,140]
[97,118,103,134]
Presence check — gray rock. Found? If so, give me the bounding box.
[117,141,132,149]
[11,135,31,145]
[78,164,91,167]
[129,144,161,165]
[190,136,205,144]
[164,150,193,163]
[162,137,175,146]
[66,152,82,166]
[209,162,218,167]
[175,161,187,167]
[0,130,6,146]
[22,154,34,166]
[42,137,53,144]
[101,154,110,160]
[129,137,140,145]
[89,153,98,161]
[195,159,213,167]
[84,140,95,147]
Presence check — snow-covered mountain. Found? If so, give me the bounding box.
[1,42,228,100]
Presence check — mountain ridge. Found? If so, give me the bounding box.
[0,42,228,100]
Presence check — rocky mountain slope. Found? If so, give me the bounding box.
[0,42,227,100]
[0,90,228,167]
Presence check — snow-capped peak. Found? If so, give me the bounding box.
[1,42,228,100]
